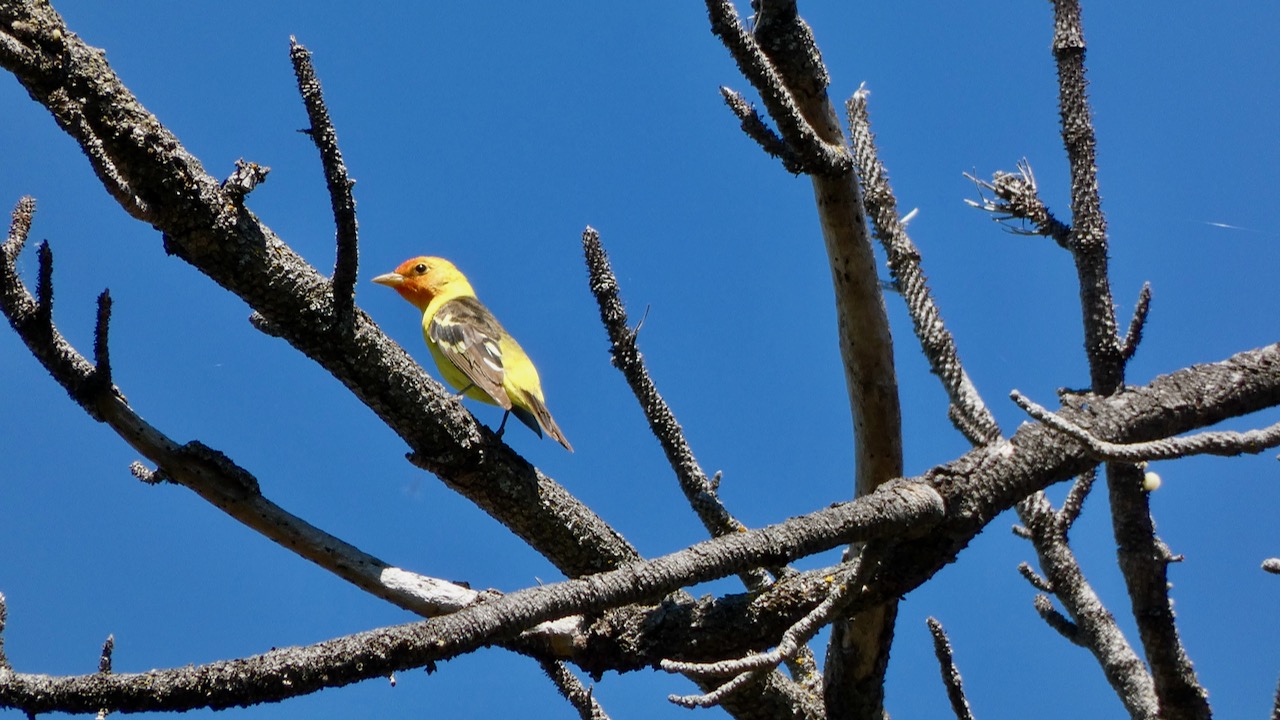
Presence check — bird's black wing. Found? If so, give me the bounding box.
[428,296,512,408]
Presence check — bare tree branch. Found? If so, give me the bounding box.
[1017,490,1158,717]
[582,227,771,591]
[719,86,803,173]
[847,86,1002,447]
[1049,0,1209,711]
[926,618,976,720]
[1014,390,1280,462]
[1032,594,1082,645]
[704,0,849,175]
[1120,282,1152,365]
[538,658,611,720]
[0,0,638,581]
[663,557,869,708]
[964,160,1071,246]
[581,226,819,714]
[289,37,359,329]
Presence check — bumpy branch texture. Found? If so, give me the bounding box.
[0,0,638,580]
[4,0,1280,717]
[1048,1,1210,715]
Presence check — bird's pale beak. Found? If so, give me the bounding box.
[371,272,405,287]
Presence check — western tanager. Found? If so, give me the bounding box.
[372,256,573,451]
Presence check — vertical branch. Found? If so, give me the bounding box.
[737,4,902,717]
[93,290,113,388]
[35,240,52,330]
[0,592,8,670]
[289,37,359,329]
[1049,2,1208,716]
[1051,0,1121,391]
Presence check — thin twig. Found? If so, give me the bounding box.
[0,592,8,670]
[1013,391,1280,462]
[290,37,359,329]
[926,618,976,720]
[92,290,113,388]
[95,635,115,720]
[35,240,52,329]
[720,86,803,173]
[582,227,772,592]
[847,87,1001,446]
[1058,468,1096,532]
[537,658,611,720]
[663,558,868,708]
[1119,283,1152,365]
[1032,595,1082,646]
[1017,562,1053,593]
[964,160,1071,246]
[703,0,850,175]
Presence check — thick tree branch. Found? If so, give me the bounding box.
[730,4,904,716]
[2,338,1279,713]
[0,0,637,580]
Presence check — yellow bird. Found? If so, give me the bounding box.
[372,256,572,451]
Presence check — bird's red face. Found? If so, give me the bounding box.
[372,256,460,310]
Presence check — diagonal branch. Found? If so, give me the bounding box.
[538,658,611,720]
[581,227,821,710]
[704,0,850,175]
[582,227,772,591]
[926,618,976,720]
[847,87,1002,447]
[0,0,637,580]
[1016,486,1158,717]
[3,337,1280,713]
[719,85,803,173]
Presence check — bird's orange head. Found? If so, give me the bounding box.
[371,256,473,311]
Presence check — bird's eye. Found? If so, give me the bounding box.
[414,263,428,275]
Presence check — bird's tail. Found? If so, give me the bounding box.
[511,393,573,452]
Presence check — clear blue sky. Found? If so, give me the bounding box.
[3,2,1278,718]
